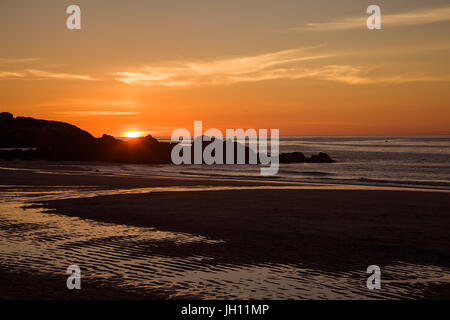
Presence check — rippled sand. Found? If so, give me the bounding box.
[1,164,450,299]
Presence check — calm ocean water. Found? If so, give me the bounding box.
[109,135,450,190]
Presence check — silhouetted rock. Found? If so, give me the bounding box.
[0,113,335,165]
[187,136,260,164]
[306,152,335,163]
[280,152,306,163]
[0,114,94,151]
[0,112,13,121]
[186,137,335,164]
[279,152,335,163]
[0,113,176,163]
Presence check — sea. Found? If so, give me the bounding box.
[97,135,450,191]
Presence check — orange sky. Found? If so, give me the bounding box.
[1,0,450,137]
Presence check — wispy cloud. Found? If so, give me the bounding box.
[294,6,450,31]
[296,65,450,84]
[0,65,97,81]
[26,69,97,81]
[45,98,140,117]
[0,71,25,78]
[115,48,448,87]
[56,111,140,116]
[115,47,333,87]
[36,98,137,108]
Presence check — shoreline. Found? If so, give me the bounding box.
[1,161,449,193]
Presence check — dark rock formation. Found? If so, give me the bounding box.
[280,152,306,163]
[307,152,335,163]
[0,112,94,150]
[0,113,176,163]
[0,113,335,164]
[280,151,335,163]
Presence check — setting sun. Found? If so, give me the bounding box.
[123,131,146,138]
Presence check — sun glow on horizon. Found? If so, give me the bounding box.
[123,130,146,138]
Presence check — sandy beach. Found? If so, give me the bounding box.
[1,162,450,299]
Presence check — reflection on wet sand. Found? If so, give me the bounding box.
[1,185,450,299]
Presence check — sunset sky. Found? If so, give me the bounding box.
[1,0,450,137]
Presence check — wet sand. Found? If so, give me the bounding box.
[1,162,450,299]
[0,161,283,188]
[38,189,450,272]
[0,266,167,300]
